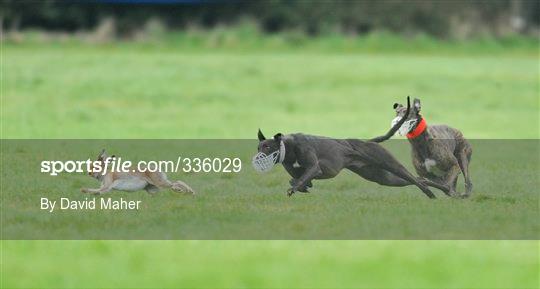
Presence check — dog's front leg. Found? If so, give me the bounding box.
[289,178,312,192]
[287,165,321,196]
[285,166,312,192]
[287,151,321,197]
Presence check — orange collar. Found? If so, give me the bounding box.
[406,118,427,139]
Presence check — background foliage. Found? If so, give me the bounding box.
[1,0,539,39]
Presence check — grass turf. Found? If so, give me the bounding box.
[3,45,538,139]
[1,41,539,288]
[3,241,538,288]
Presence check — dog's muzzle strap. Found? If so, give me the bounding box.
[252,141,286,173]
[278,140,285,163]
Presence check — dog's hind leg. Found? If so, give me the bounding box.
[457,148,473,197]
[419,178,455,197]
[352,143,436,198]
[348,164,435,198]
[438,163,462,198]
[348,164,410,187]
[382,166,436,199]
[349,164,445,198]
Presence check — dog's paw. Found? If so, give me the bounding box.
[446,190,462,199]
[287,188,295,197]
[80,188,88,193]
[290,179,312,189]
[458,192,471,199]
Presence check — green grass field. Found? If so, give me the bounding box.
[3,241,538,288]
[1,37,539,288]
[3,43,538,139]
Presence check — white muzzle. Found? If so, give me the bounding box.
[391,117,418,136]
[252,141,286,173]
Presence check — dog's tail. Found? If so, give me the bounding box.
[368,96,410,143]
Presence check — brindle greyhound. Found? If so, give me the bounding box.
[390,98,472,197]
[254,97,452,198]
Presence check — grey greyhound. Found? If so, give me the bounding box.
[390,98,472,197]
[253,97,453,198]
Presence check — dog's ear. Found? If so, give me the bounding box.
[393,103,403,110]
[273,133,283,142]
[413,98,421,112]
[258,129,266,141]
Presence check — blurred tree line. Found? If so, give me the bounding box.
[1,0,538,39]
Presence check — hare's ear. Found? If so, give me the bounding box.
[98,149,107,160]
[258,129,266,141]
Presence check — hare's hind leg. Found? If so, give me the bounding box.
[171,180,195,195]
[147,172,195,195]
[144,184,160,195]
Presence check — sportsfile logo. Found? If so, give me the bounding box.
[40,156,242,176]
